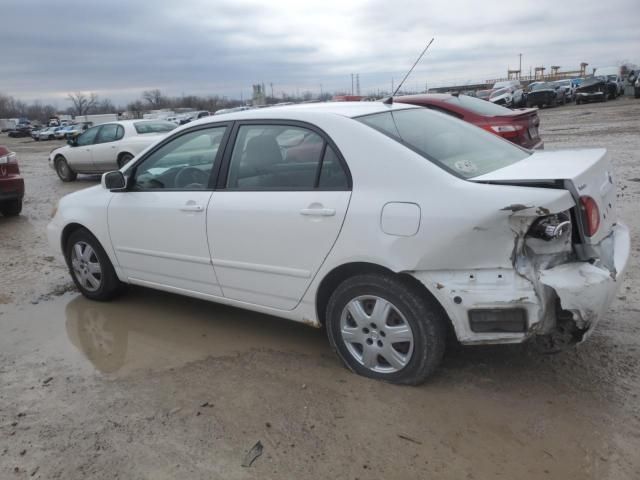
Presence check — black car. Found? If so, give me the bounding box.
[575,76,617,104]
[526,82,566,108]
[7,125,32,138]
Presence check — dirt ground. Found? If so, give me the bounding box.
[1,98,639,479]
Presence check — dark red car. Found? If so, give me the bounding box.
[0,146,24,216]
[396,94,544,150]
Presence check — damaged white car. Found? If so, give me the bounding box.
[47,102,630,384]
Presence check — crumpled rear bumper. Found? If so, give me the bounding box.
[538,222,631,339]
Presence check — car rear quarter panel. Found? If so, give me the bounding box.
[295,115,575,335]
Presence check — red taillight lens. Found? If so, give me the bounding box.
[580,196,600,236]
[482,124,523,139]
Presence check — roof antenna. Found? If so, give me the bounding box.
[383,37,435,105]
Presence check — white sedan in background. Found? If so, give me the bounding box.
[48,120,176,181]
[47,102,629,384]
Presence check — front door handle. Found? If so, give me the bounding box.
[300,207,336,217]
[180,204,204,212]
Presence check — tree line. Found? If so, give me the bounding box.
[1,88,335,124]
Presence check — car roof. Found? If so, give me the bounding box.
[196,101,419,124]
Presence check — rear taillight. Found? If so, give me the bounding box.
[580,196,600,236]
[0,152,17,164]
[484,124,524,138]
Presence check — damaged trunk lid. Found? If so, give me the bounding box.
[470,148,617,244]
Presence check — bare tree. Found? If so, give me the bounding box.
[142,89,166,108]
[67,92,99,116]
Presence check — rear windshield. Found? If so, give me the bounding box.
[444,95,512,116]
[134,121,176,134]
[357,108,530,179]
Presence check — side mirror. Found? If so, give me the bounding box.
[102,171,126,191]
[67,138,77,146]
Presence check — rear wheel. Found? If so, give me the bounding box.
[55,155,77,182]
[66,228,123,301]
[0,199,22,217]
[326,274,447,385]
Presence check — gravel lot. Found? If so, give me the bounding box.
[1,98,639,479]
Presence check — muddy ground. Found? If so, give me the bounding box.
[1,98,639,479]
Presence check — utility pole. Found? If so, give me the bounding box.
[320,83,323,97]
[356,74,360,96]
[270,82,274,99]
[351,74,354,95]
[519,53,522,78]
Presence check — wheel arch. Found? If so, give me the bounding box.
[315,261,455,340]
[61,222,88,263]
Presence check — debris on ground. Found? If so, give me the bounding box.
[241,441,264,467]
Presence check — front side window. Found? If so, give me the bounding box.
[132,126,227,190]
[358,108,530,179]
[76,126,100,146]
[96,124,119,144]
[226,124,348,190]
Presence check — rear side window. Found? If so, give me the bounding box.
[444,95,513,116]
[226,124,349,190]
[134,121,176,134]
[358,108,529,179]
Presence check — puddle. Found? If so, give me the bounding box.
[0,287,328,375]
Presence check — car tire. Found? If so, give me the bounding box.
[0,199,22,217]
[117,153,134,169]
[54,155,78,182]
[325,273,447,385]
[65,228,124,301]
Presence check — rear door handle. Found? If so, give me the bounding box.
[180,204,204,212]
[300,207,336,217]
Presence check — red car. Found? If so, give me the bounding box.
[396,94,544,150]
[0,145,24,216]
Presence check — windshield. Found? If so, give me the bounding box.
[134,121,177,134]
[444,95,513,116]
[532,83,552,91]
[357,108,529,179]
[607,75,618,81]
[556,80,571,86]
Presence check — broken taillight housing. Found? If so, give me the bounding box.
[580,196,600,236]
[528,212,572,241]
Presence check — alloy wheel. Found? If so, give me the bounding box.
[339,295,414,373]
[71,241,103,292]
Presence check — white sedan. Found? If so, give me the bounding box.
[47,102,630,384]
[48,120,176,181]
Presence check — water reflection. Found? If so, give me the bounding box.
[65,288,326,374]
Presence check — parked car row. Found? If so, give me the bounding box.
[470,75,626,109]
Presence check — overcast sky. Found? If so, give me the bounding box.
[1,0,638,107]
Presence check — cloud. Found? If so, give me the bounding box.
[0,0,638,105]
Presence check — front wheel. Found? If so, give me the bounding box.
[0,199,22,216]
[325,274,447,385]
[55,156,77,182]
[66,228,124,301]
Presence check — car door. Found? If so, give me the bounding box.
[90,124,123,171]
[66,126,100,171]
[207,122,352,310]
[108,124,230,296]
